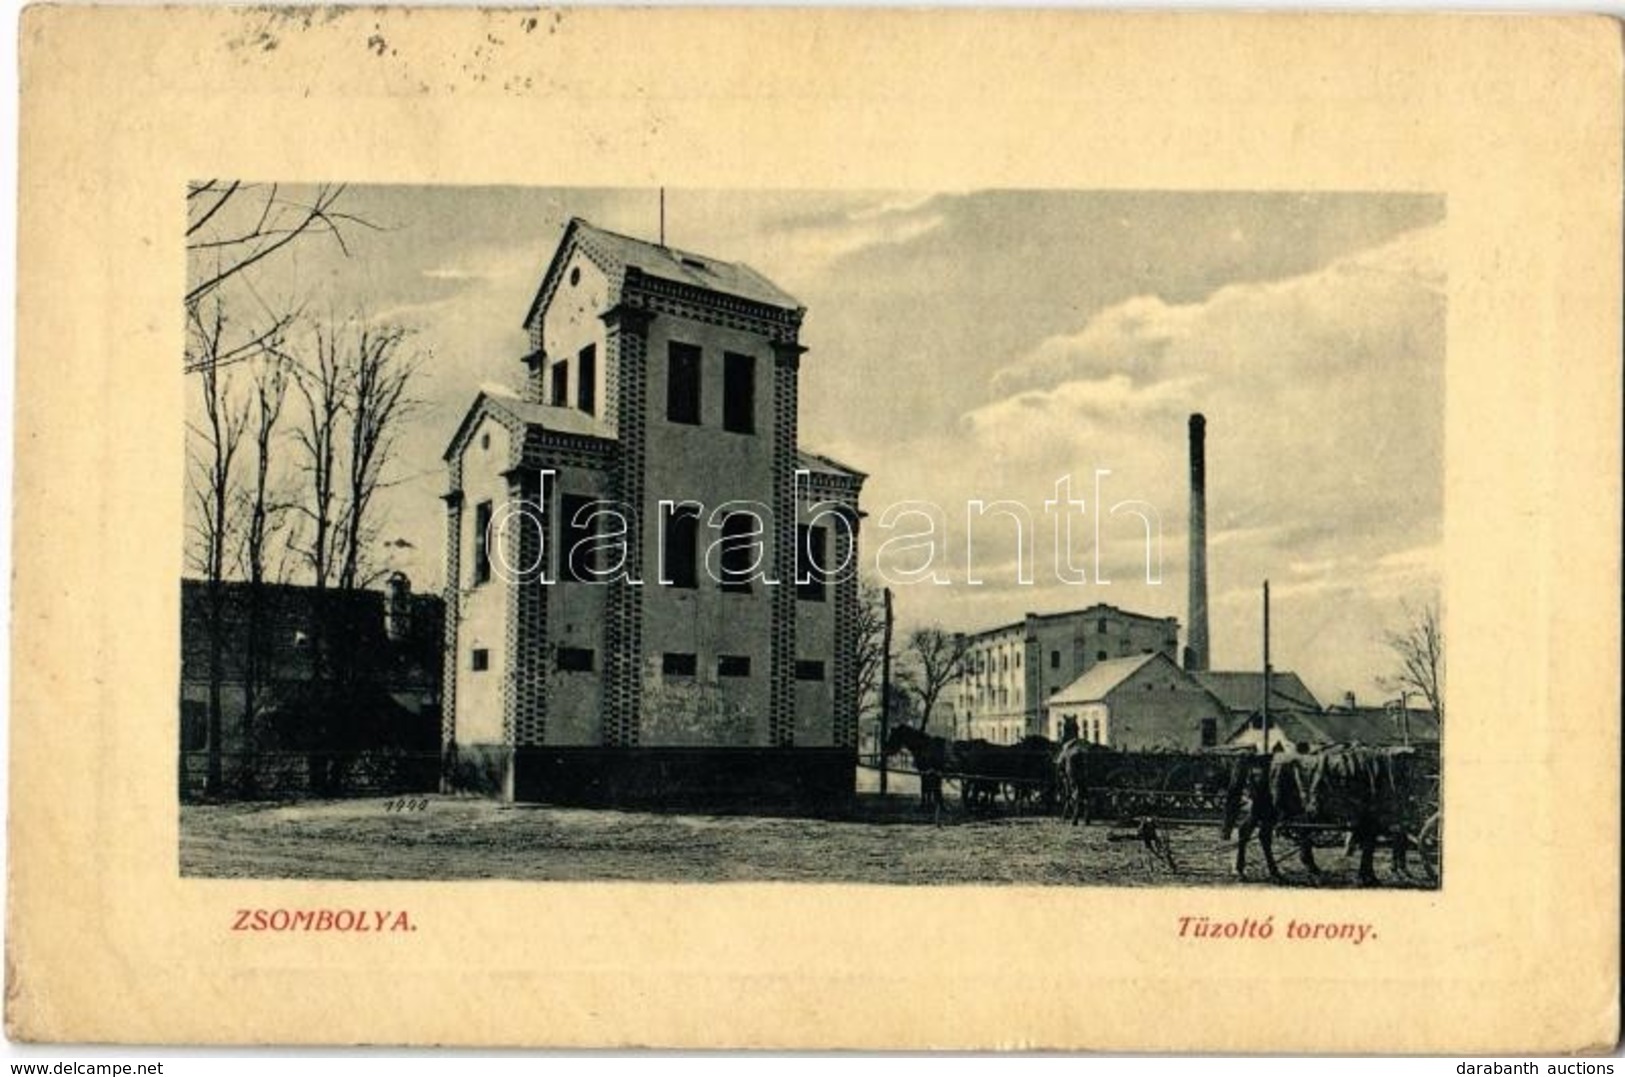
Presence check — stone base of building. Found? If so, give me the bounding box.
[495,746,857,815]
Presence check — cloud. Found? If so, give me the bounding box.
[858,223,1445,698]
[722,193,953,283]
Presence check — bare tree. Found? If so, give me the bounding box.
[234,354,292,738]
[1381,601,1444,725]
[899,626,971,732]
[185,300,253,798]
[186,182,376,316]
[854,580,887,721]
[338,325,420,591]
[289,322,346,591]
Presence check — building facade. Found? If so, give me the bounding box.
[951,605,1181,743]
[1044,652,1231,750]
[442,219,865,808]
[178,573,443,798]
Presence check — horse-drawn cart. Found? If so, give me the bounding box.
[1071,748,1242,825]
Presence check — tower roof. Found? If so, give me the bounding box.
[524,217,802,328]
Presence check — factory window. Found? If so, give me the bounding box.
[1201,718,1218,747]
[550,359,569,407]
[719,512,757,593]
[718,655,751,678]
[666,342,702,425]
[180,701,207,752]
[559,494,599,583]
[662,652,697,678]
[472,500,493,586]
[662,504,700,589]
[557,647,594,672]
[797,524,827,601]
[577,344,596,416]
[1050,650,1060,669]
[723,352,756,434]
[471,648,490,672]
[796,660,826,681]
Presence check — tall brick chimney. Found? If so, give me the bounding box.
[1185,414,1210,671]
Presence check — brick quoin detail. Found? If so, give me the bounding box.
[832,509,861,749]
[769,341,803,747]
[602,305,652,747]
[507,469,549,747]
[440,491,464,753]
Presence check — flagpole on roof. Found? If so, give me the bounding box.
[659,187,666,247]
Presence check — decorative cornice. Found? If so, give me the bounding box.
[600,302,656,336]
[771,340,808,370]
[622,270,804,343]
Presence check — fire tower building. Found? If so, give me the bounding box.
[442,219,865,809]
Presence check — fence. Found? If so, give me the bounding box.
[179,749,440,802]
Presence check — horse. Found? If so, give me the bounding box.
[1053,736,1111,825]
[1220,745,1427,887]
[882,723,950,820]
[950,737,1056,814]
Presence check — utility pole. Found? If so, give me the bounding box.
[880,587,893,794]
[1261,580,1272,755]
[1399,690,1411,748]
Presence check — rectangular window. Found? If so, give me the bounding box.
[550,360,569,407]
[577,344,596,415]
[719,512,756,593]
[180,700,207,752]
[559,494,598,583]
[723,351,755,433]
[666,342,702,425]
[662,652,697,677]
[1050,649,1060,669]
[1098,618,1109,633]
[662,504,700,589]
[795,659,826,681]
[557,647,594,672]
[717,655,751,678]
[472,500,493,586]
[471,648,490,672]
[1200,717,1218,748]
[797,524,826,602]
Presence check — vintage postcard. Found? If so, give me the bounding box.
[8,6,1620,1051]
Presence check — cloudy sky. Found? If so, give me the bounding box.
[197,186,1445,704]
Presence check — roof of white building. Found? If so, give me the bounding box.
[1047,653,1165,705]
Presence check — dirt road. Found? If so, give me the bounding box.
[181,794,1437,888]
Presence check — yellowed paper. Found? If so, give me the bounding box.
[9,7,1621,1050]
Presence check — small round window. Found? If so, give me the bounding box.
[569,266,581,287]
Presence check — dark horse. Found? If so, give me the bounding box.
[1221,746,1426,887]
[1053,736,1112,824]
[882,723,950,819]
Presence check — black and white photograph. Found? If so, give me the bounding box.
[11,5,1621,1055]
[180,186,1445,888]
